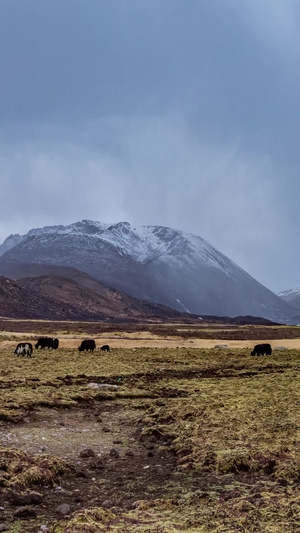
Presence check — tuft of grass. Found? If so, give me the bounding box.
[50,504,207,533]
[0,446,71,488]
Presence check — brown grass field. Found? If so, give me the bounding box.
[1,320,300,532]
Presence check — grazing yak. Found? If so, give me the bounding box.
[14,342,33,358]
[100,344,110,352]
[53,338,59,349]
[78,339,96,352]
[251,343,272,356]
[35,337,59,350]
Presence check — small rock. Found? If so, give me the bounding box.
[40,527,49,532]
[214,344,229,349]
[75,468,88,478]
[274,346,287,351]
[0,525,8,532]
[113,439,123,444]
[109,449,119,458]
[89,458,105,470]
[102,426,111,433]
[87,383,118,389]
[102,499,114,509]
[79,448,96,458]
[56,503,71,516]
[87,382,99,389]
[0,508,4,512]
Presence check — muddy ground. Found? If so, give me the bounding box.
[1,401,188,532]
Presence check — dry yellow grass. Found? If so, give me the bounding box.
[1,326,300,532]
[2,331,300,349]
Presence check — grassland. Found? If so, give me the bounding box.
[1,322,300,532]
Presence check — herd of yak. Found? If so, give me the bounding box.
[13,337,110,357]
[12,339,272,359]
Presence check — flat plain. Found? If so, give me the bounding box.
[1,320,300,532]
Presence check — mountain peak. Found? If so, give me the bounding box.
[0,220,296,323]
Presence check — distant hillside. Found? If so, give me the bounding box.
[0,273,186,321]
[0,219,297,323]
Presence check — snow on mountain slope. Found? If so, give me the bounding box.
[278,288,300,299]
[278,288,300,311]
[0,220,244,272]
[0,220,296,323]
[27,220,110,238]
[0,233,24,256]
[0,220,111,256]
[99,222,242,272]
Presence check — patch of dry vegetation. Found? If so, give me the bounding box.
[2,334,300,531]
[51,503,206,533]
[0,447,70,489]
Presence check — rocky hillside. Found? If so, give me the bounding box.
[0,220,296,323]
[0,272,186,321]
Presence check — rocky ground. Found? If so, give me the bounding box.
[0,401,187,532]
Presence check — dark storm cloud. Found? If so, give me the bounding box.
[0,0,299,292]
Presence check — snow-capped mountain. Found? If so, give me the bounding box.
[0,220,296,322]
[0,233,24,256]
[278,288,300,299]
[278,288,300,311]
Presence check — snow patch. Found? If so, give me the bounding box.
[176,298,191,314]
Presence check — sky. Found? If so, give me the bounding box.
[0,0,299,293]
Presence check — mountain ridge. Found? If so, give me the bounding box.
[0,220,296,323]
[278,288,300,312]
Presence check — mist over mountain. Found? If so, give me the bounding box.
[0,220,297,323]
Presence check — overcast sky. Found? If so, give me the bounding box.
[0,0,299,292]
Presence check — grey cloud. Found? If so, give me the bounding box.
[0,115,288,291]
[0,1,300,293]
[241,0,300,57]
